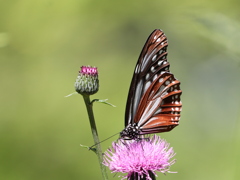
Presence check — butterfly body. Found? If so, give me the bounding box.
[121,29,182,140]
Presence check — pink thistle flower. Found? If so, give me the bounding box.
[75,66,99,95]
[103,135,176,180]
[80,66,98,76]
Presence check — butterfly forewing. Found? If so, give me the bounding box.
[125,29,170,127]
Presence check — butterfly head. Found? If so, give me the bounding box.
[120,123,141,140]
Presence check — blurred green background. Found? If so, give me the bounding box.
[1,0,240,180]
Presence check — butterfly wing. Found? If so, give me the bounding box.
[125,29,182,133]
[125,29,169,126]
[135,72,182,134]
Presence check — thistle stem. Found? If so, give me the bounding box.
[82,95,108,180]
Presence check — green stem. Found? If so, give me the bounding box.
[82,95,108,180]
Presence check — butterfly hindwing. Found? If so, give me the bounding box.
[135,72,182,134]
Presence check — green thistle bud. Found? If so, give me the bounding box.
[75,66,99,95]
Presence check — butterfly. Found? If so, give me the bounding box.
[120,29,182,140]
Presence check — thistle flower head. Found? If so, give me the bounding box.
[103,135,176,180]
[75,66,99,95]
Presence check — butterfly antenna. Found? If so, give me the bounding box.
[89,132,120,149]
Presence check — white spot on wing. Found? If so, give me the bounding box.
[158,60,163,66]
[145,73,150,80]
[153,74,158,81]
[152,55,157,61]
[151,66,155,72]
